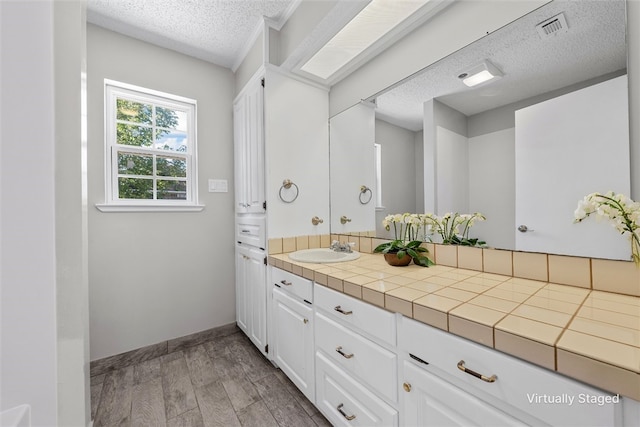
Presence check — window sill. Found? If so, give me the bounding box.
[95,204,205,213]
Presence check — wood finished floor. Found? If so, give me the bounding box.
[91,331,331,427]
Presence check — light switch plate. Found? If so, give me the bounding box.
[208,179,228,193]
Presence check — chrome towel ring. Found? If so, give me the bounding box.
[279,179,299,203]
[359,185,372,204]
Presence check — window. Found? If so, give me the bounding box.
[98,80,202,212]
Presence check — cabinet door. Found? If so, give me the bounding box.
[236,244,267,355]
[316,353,398,427]
[233,96,248,213]
[402,361,526,427]
[234,76,265,214]
[235,246,250,334]
[315,312,397,403]
[272,287,314,401]
[246,246,267,355]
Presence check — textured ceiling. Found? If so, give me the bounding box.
[373,0,627,131]
[87,0,297,69]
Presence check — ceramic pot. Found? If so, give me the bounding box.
[383,252,413,266]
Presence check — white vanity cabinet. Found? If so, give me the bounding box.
[234,72,267,356]
[234,66,330,369]
[399,316,623,427]
[235,243,267,356]
[233,74,265,214]
[314,284,399,426]
[316,352,398,427]
[402,360,525,426]
[270,267,315,402]
[623,397,640,426]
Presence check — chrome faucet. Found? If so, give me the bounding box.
[330,240,354,253]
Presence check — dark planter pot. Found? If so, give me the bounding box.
[383,252,413,266]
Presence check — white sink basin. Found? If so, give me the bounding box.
[288,248,360,263]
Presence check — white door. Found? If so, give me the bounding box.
[235,245,251,334]
[402,362,525,427]
[233,76,265,214]
[515,75,630,260]
[272,288,314,401]
[246,246,267,355]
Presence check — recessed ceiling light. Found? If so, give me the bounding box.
[300,0,430,80]
[458,60,503,87]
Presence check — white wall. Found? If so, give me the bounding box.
[629,0,640,201]
[1,1,89,426]
[468,128,515,250]
[374,119,420,237]
[436,127,468,215]
[54,2,91,425]
[414,130,425,213]
[423,99,468,214]
[87,25,236,360]
[0,2,58,424]
[235,31,263,96]
[375,119,418,214]
[266,68,330,238]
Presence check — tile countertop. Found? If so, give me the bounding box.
[268,252,640,401]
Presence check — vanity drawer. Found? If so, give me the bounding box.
[399,317,621,426]
[271,267,313,302]
[315,352,398,427]
[316,312,397,403]
[235,215,266,247]
[314,283,396,346]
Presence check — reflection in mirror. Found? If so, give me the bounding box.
[329,102,376,236]
[330,0,630,260]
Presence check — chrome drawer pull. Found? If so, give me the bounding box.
[337,403,356,421]
[336,346,354,359]
[334,305,353,315]
[280,280,292,286]
[457,360,497,383]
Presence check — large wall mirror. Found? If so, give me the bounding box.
[329,0,631,260]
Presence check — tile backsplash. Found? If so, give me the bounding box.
[267,234,640,297]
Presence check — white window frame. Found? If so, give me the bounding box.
[97,80,203,212]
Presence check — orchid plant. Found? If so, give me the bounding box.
[433,212,487,247]
[574,191,640,265]
[375,213,435,267]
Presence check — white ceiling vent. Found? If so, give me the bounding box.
[536,13,569,38]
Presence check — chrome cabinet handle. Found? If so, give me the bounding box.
[280,280,292,286]
[334,305,353,315]
[336,346,354,359]
[517,224,534,233]
[337,403,356,421]
[457,360,497,383]
[240,229,251,233]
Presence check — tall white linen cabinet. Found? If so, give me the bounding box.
[233,66,330,359]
